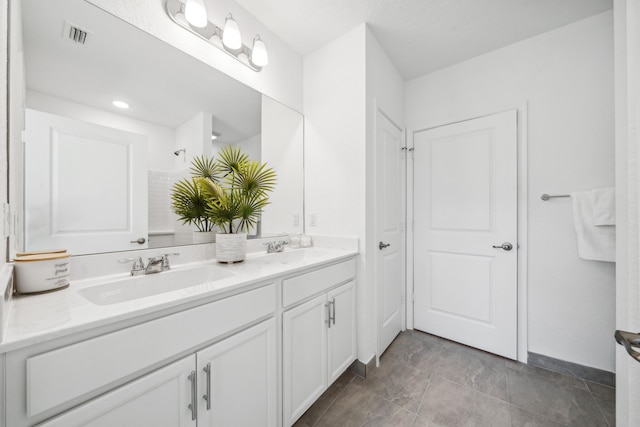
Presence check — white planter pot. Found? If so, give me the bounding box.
[215,233,247,263]
[193,231,216,244]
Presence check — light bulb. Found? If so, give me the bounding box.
[112,100,129,109]
[222,14,241,50]
[184,0,207,28]
[251,35,268,67]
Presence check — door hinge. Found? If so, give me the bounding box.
[21,130,27,143]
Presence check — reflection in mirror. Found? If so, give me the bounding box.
[11,0,304,257]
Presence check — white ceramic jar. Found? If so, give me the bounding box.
[14,252,71,294]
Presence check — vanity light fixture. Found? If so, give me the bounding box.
[165,0,268,72]
[222,14,241,50]
[184,0,207,28]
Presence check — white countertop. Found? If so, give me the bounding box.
[0,246,358,353]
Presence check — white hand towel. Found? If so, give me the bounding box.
[571,190,615,262]
[591,187,615,225]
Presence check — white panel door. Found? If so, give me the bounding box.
[283,294,328,425]
[197,318,277,427]
[413,110,517,359]
[25,109,148,254]
[39,355,196,427]
[327,281,356,383]
[376,111,405,357]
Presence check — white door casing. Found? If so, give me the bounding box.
[413,110,518,359]
[375,110,405,358]
[25,109,148,255]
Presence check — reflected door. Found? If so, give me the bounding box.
[413,110,517,359]
[25,109,148,254]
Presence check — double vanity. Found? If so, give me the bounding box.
[0,243,358,426]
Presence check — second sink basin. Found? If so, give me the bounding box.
[77,265,235,306]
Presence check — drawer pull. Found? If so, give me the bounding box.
[188,371,197,420]
[329,298,336,325]
[203,363,212,410]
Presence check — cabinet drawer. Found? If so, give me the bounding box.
[27,284,276,418]
[282,259,355,307]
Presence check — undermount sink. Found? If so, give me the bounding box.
[77,265,235,305]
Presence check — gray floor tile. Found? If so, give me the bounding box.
[418,376,512,427]
[365,409,417,426]
[506,368,607,427]
[297,332,616,427]
[352,354,431,413]
[314,381,407,427]
[509,405,568,427]
[434,342,509,401]
[586,381,615,427]
[383,330,443,372]
[506,362,589,391]
[294,370,356,426]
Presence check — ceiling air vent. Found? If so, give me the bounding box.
[63,21,90,45]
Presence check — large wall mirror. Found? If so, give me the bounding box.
[9,0,304,257]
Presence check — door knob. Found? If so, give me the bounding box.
[130,237,146,244]
[492,242,513,251]
[379,242,391,250]
[615,330,640,363]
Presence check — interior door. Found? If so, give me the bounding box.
[25,109,148,255]
[413,110,517,359]
[376,110,405,357]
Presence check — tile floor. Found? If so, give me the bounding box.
[294,330,615,427]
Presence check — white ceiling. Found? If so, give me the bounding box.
[234,0,613,80]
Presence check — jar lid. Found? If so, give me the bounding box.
[14,252,71,262]
[15,249,67,257]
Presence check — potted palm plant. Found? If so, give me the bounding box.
[170,155,220,243]
[197,145,276,262]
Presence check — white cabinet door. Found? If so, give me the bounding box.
[327,281,356,383]
[38,355,196,427]
[283,294,328,425]
[196,318,277,427]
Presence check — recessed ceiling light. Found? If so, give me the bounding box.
[112,100,129,109]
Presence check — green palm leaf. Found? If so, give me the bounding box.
[190,155,220,180]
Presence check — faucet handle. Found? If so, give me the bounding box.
[118,256,145,275]
[161,253,180,270]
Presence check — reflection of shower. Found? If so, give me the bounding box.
[174,148,186,162]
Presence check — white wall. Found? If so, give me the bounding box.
[406,12,615,372]
[365,27,405,360]
[261,96,303,236]
[304,24,405,364]
[174,112,213,172]
[86,0,303,112]
[304,25,368,360]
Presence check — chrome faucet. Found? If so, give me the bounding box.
[119,253,180,276]
[264,241,288,254]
